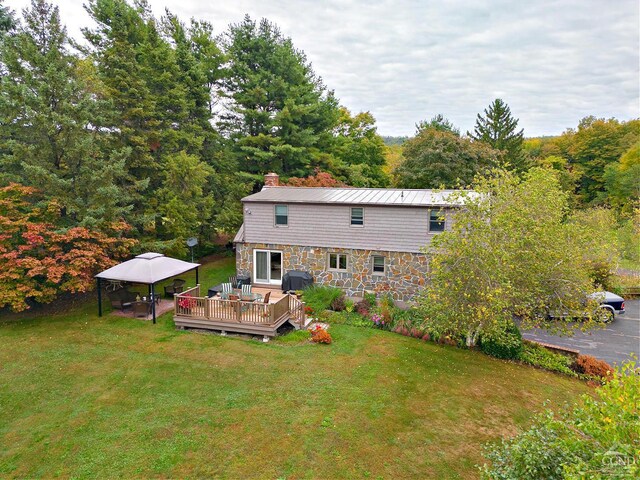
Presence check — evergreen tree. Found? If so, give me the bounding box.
[0,0,133,228]
[0,0,15,36]
[470,99,526,172]
[84,0,219,241]
[416,114,460,136]
[220,15,340,177]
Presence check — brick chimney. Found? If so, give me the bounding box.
[264,172,279,187]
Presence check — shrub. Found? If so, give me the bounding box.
[330,294,347,312]
[325,310,370,326]
[573,354,613,380]
[480,321,523,360]
[363,291,377,307]
[481,361,640,480]
[302,285,343,313]
[344,299,354,313]
[520,342,576,376]
[355,300,370,316]
[379,293,395,309]
[310,326,332,344]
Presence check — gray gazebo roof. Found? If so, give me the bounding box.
[95,252,200,284]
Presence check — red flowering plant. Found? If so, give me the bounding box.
[177,293,196,310]
[304,305,314,315]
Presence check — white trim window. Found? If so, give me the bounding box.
[429,208,445,232]
[274,204,288,226]
[328,253,348,271]
[350,207,364,226]
[372,255,385,274]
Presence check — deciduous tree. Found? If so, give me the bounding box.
[0,183,135,311]
[394,128,500,188]
[419,168,612,347]
[285,168,346,187]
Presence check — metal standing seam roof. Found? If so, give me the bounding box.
[241,187,476,206]
[95,252,200,284]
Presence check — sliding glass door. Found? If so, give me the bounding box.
[254,249,282,285]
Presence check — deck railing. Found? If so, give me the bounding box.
[288,295,306,327]
[174,285,305,327]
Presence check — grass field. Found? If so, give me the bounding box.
[0,257,589,479]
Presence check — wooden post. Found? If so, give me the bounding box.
[195,267,199,286]
[236,301,241,322]
[97,278,102,317]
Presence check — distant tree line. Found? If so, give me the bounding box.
[391,101,639,218]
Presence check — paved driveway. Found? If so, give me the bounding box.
[521,299,640,365]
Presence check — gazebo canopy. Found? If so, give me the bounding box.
[96,252,200,284]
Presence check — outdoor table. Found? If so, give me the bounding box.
[220,290,263,302]
[140,294,161,305]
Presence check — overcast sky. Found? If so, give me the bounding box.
[6,0,639,137]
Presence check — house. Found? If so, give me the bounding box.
[234,173,470,301]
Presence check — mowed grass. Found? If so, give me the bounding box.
[0,258,589,479]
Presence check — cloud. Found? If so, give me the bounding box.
[6,0,639,136]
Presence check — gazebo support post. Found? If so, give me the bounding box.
[195,267,199,285]
[151,283,157,324]
[97,278,102,317]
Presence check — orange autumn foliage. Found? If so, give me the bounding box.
[573,354,613,380]
[310,327,332,344]
[0,183,136,312]
[285,169,346,188]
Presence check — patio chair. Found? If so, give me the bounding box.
[228,275,238,288]
[132,301,151,318]
[241,284,252,297]
[262,291,271,304]
[164,278,185,297]
[222,283,233,296]
[106,288,138,310]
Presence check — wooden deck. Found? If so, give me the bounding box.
[173,285,306,337]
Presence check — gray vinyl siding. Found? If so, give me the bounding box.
[242,202,453,253]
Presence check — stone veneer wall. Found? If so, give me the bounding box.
[236,243,430,302]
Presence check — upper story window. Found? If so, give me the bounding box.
[328,253,348,271]
[351,207,364,226]
[429,209,445,232]
[275,205,288,226]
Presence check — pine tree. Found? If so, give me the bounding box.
[470,99,526,172]
[220,15,340,177]
[83,0,218,240]
[0,0,15,36]
[0,0,133,228]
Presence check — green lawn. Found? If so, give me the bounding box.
[0,258,589,479]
